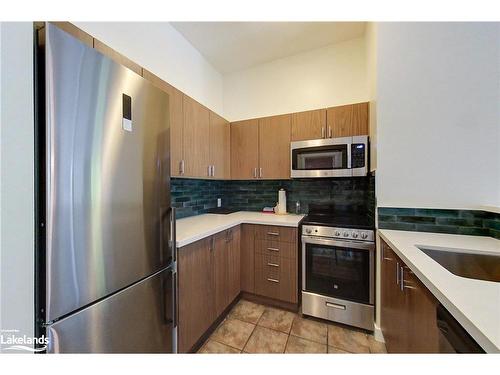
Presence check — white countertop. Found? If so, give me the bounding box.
[378,229,500,353]
[176,211,305,248]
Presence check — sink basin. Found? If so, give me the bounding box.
[417,246,500,282]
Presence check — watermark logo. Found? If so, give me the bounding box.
[1,329,48,353]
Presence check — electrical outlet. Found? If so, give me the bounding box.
[217,198,222,208]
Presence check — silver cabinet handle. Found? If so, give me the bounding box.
[321,127,325,138]
[382,245,393,261]
[253,167,257,178]
[396,261,400,285]
[267,232,279,236]
[267,278,279,283]
[328,126,332,138]
[400,266,416,291]
[267,247,279,252]
[267,263,279,267]
[326,302,346,310]
[259,167,262,178]
[179,160,185,175]
[212,165,215,177]
[207,165,211,176]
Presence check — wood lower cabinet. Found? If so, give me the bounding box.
[214,227,241,317]
[327,102,369,138]
[243,224,298,304]
[178,237,215,353]
[179,226,241,352]
[228,226,241,302]
[231,119,260,179]
[258,114,291,179]
[291,109,327,141]
[240,224,256,293]
[380,239,440,353]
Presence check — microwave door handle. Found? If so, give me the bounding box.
[347,143,352,169]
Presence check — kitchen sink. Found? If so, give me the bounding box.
[417,246,500,282]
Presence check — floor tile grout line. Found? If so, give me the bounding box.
[240,320,258,353]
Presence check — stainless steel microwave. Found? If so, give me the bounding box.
[291,136,368,178]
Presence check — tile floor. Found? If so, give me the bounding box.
[198,299,387,354]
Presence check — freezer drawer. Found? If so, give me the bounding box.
[47,268,176,353]
[44,24,172,321]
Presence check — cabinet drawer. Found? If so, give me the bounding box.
[254,225,296,243]
[254,256,297,303]
[255,266,280,300]
[255,239,296,259]
[255,253,281,279]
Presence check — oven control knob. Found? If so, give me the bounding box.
[352,232,358,238]
[361,232,368,239]
[334,230,341,236]
[343,231,349,237]
[305,228,312,234]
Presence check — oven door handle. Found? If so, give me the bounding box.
[302,236,375,251]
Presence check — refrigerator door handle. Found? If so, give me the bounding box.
[170,207,176,263]
[173,271,178,329]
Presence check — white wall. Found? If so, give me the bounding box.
[376,22,500,209]
[0,22,35,351]
[74,22,225,115]
[365,23,377,171]
[223,37,369,121]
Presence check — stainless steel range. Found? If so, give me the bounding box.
[301,204,375,331]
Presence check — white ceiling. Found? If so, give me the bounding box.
[170,22,366,74]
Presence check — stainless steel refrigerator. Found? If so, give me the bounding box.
[35,24,177,353]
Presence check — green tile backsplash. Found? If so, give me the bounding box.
[172,175,375,219]
[378,207,500,239]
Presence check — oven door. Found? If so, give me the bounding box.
[302,236,374,305]
[291,137,353,178]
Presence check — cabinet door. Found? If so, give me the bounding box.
[327,102,368,137]
[231,119,259,179]
[291,109,326,141]
[403,267,440,353]
[240,224,256,293]
[214,231,229,317]
[142,70,184,177]
[93,39,143,76]
[380,241,404,353]
[228,226,241,302]
[183,95,210,177]
[258,114,291,179]
[50,22,93,47]
[209,111,231,179]
[178,237,215,353]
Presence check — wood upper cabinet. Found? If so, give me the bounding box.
[93,39,143,76]
[142,70,184,177]
[231,119,260,179]
[50,22,93,47]
[209,111,231,179]
[258,114,291,179]
[178,237,215,353]
[327,102,369,138]
[183,95,210,178]
[291,109,327,141]
[380,240,440,353]
[240,224,256,293]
